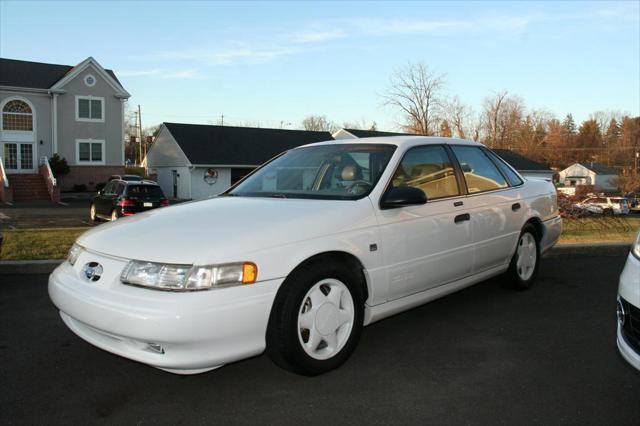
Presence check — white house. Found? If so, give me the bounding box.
[491,149,554,180]
[145,123,334,199]
[558,162,618,192]
[332,128,411,140]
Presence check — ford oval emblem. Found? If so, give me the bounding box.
[83,262,103,282]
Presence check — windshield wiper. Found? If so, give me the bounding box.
[268,193,288,198]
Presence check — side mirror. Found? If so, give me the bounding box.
[380,186,427,209]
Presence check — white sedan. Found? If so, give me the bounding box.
[49,137,562,375]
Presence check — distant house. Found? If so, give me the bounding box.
[333,128,412,139]
[145,123,333,199]
[0,57,130,201]
[491,149,554,180]
[558,162,618,192]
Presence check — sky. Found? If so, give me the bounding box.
[1,0,638,132]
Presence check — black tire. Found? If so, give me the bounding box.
[505,224,541,290]
[266,259,364,376]
[603,208,614,216]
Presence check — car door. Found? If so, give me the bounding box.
[375,145,474,301]
[97,182,117,216]
[450,145,523,273]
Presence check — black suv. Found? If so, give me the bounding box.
[90,179,169,222]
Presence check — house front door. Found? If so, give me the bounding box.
[2,142,36,174]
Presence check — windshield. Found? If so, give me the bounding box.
[228,143,396,200]
[126,185,165,198]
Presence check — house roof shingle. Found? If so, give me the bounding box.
[0,58,121,89]
[579,162,617,175]
[492,149,552,172]
[343,128,413,138]
[163,122,334,166]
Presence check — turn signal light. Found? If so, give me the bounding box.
[242,262,258,284]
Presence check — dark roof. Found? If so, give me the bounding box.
[0,58,121,89]
[579,162,617,175]
[163,123,334,165]
[492,149,552,171]
[343,128,413,138]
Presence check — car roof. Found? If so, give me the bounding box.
[302,136,482,150]
[111,179,159,186]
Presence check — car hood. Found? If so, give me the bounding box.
[77,196,375,265]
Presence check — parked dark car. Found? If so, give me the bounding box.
[109,174,143,182]
[90,179,169,222]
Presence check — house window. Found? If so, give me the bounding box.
[2,99,33,131]
[76,139,105,164]
[76,96,104,122]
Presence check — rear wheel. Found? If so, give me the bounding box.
[506,224,540,290]
[266,260,364,375]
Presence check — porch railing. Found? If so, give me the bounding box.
[39,156,60,203]
[40,156,57,186]
[0,157,8,188]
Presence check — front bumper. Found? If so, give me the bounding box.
[48,254,282,374]
[617,325,640,371]
[617,253,640,372]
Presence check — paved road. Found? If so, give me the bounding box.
[1,256,639,425]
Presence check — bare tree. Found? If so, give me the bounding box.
[382,62,446,135]
[444,96,474,139]
[342,118,377,131]
[482,91,524,148]
[302,115,337,132]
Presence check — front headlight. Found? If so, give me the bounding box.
[120,260,258,291]
[632,230,640,260]
[67,243,83,266]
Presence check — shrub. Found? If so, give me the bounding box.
[95,182,107,192]
[49,154,70,178]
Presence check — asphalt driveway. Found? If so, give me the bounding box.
[1,255,638,425]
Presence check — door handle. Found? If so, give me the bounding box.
[512,203,521,211]
[454,213,470,224]
[453,201,464,207]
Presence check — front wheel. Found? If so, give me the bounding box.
[266,260,364,375]
[506,224,540,290]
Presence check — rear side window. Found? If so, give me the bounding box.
[126,185,165,198]
[484,149,524,186]
[391,145,460,200]
[451,146,508,194]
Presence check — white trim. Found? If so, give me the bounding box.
[84,74,97,87]
[75,95,105,122]
[0,86,54,95]
[52,94,58,153]
[121,98,126,165]
[50,57,130,98]
[75,138,106,165]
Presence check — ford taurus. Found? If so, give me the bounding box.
[49,137,562,375]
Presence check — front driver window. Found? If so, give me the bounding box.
[392,145,460,200]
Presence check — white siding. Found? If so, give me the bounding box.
[190,167,232,199]
[146,126,190,168]
[521,170,554,180]
[155,166,191,199]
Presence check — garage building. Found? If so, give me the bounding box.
[145,123,333,200]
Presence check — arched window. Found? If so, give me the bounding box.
[2,100,33,131]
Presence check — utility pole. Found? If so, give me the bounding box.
[220,114,224,126]
[137,104,143,166]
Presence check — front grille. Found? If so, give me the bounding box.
[620,297,640,353]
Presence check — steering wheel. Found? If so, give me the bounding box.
[346,180,372,194]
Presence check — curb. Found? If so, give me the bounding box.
[0,242,632,275]
[544,242,631,258]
